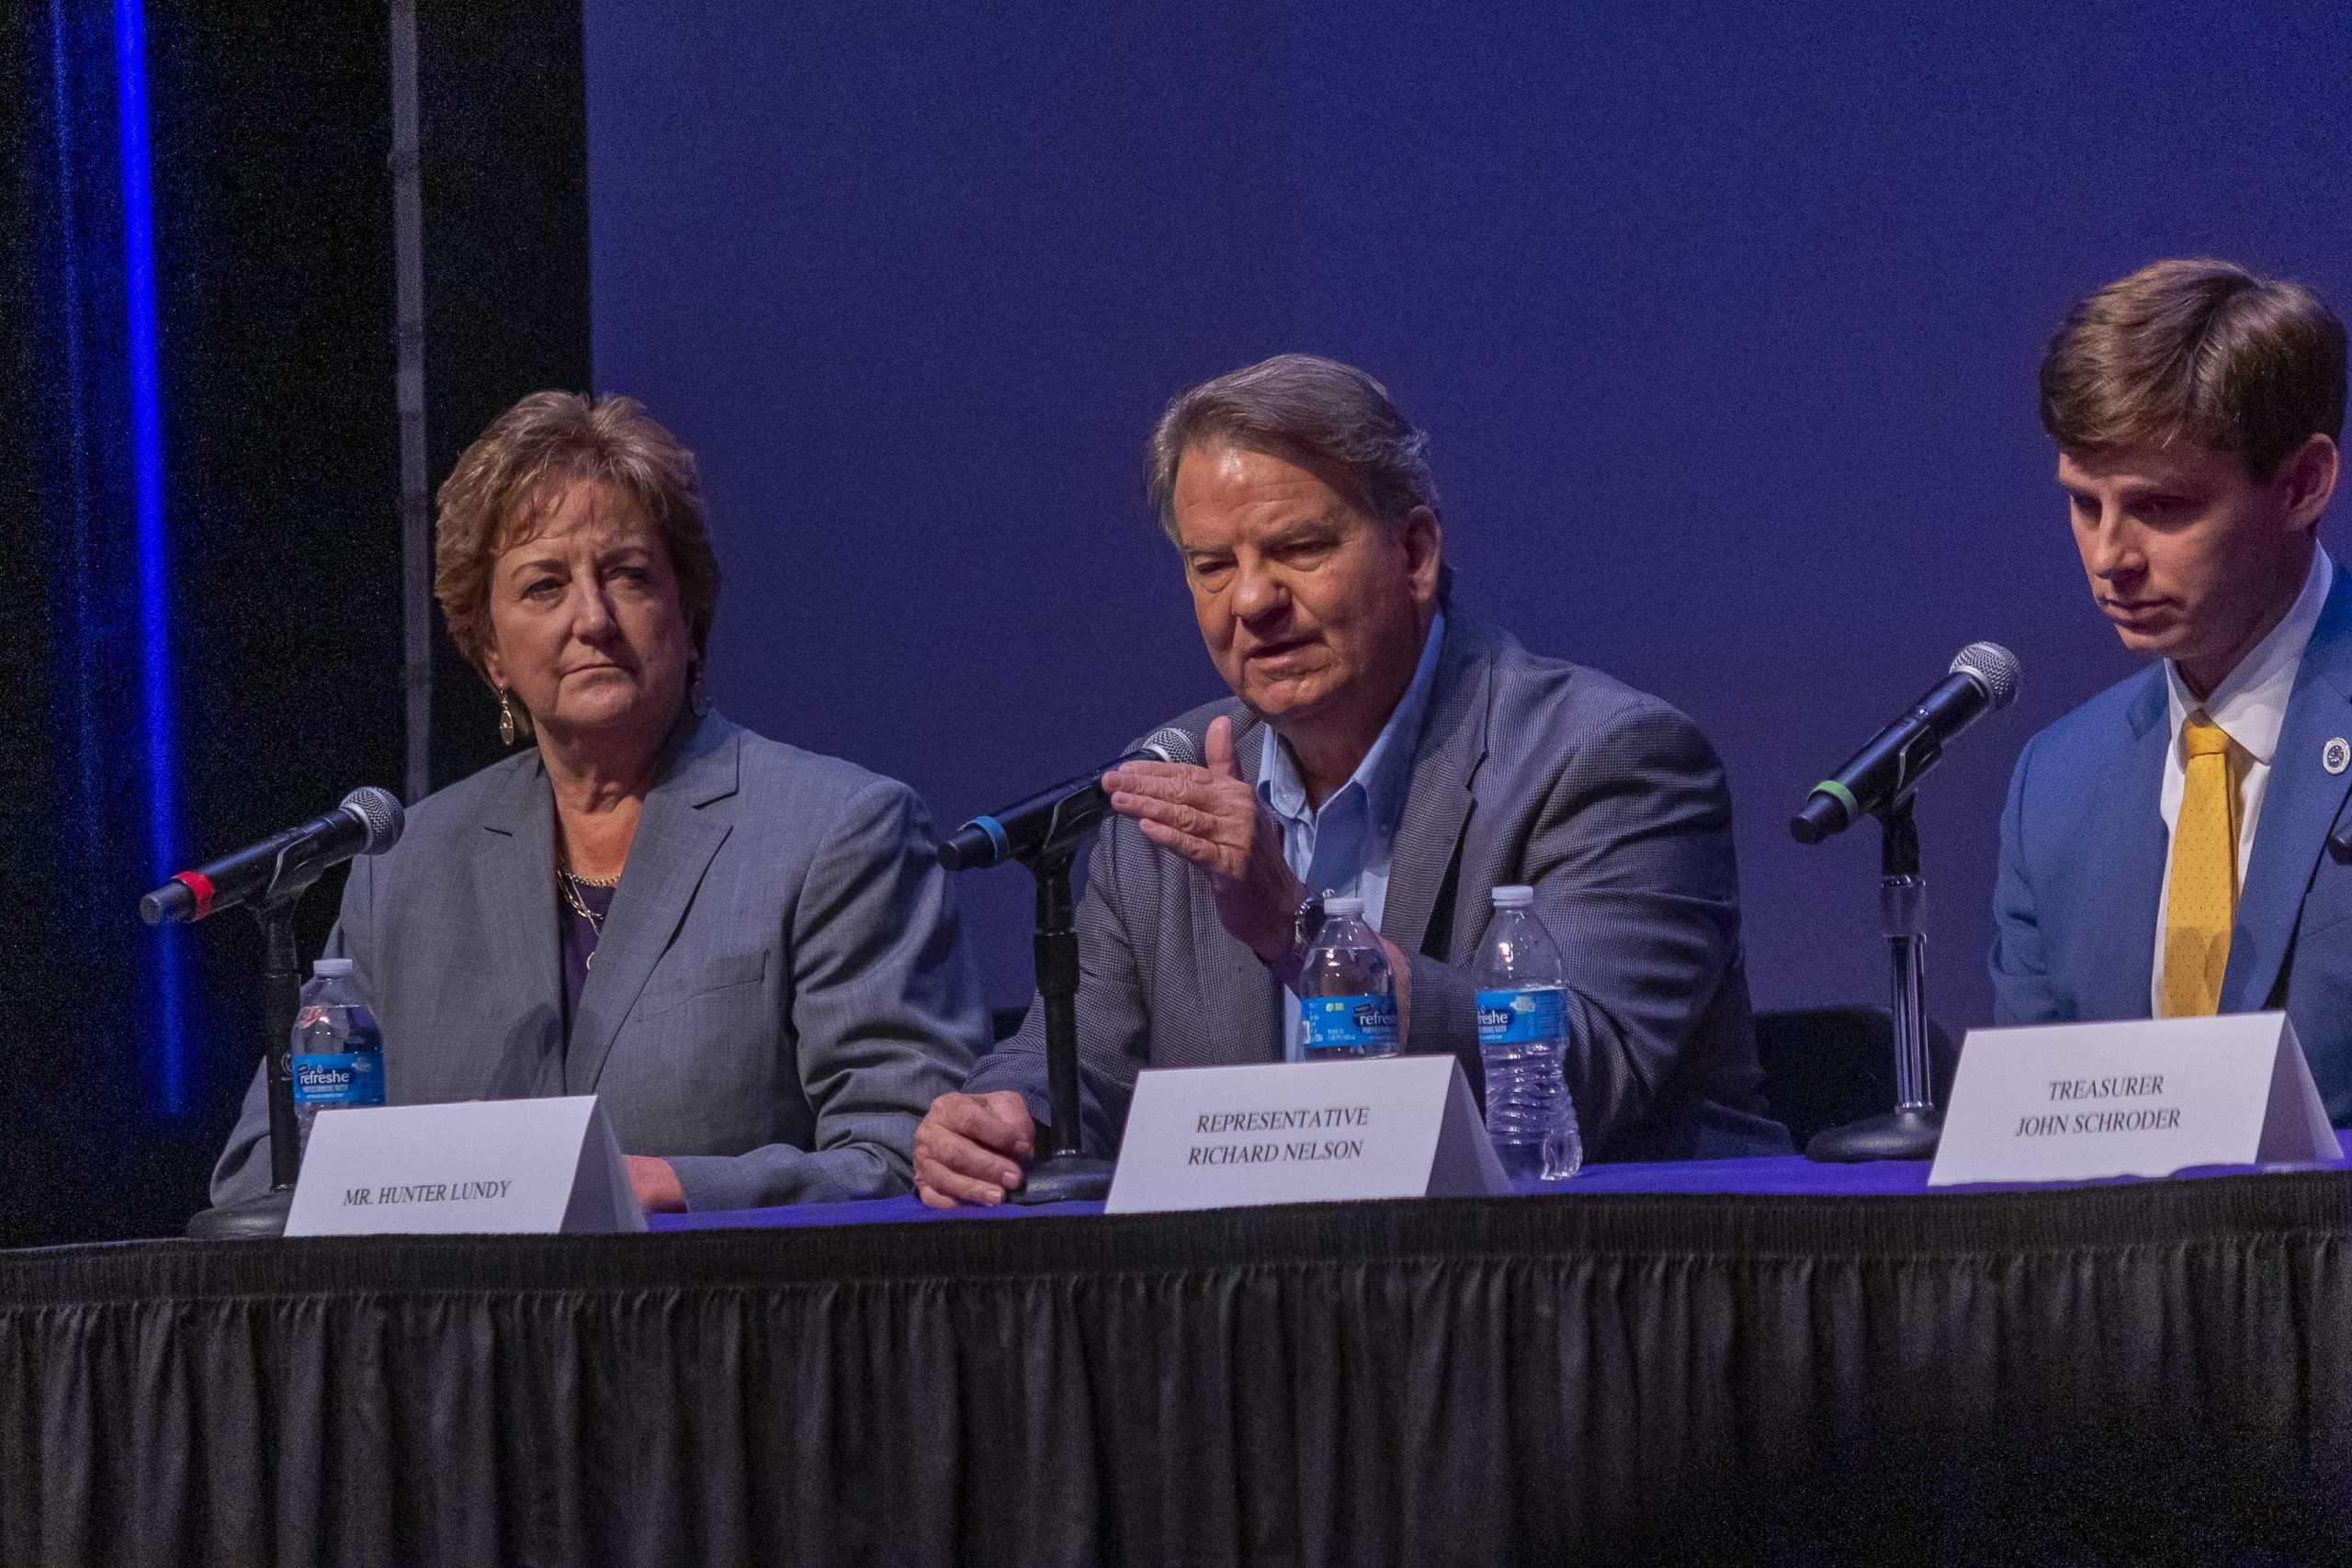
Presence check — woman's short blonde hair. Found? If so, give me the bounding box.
[434,390,721,684]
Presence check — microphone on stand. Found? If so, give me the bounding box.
[940,727,1203,871]
[164,785,406,1241]
[1790,642,2020,843]
[141,787,405,925]
[939,724,1202,1205]
[1787,641,2021,1165]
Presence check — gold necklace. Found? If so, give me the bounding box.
[558,870,607,967]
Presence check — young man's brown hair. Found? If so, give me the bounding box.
[2040,257,2346,480]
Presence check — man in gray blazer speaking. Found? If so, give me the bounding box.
[914,355,1784,1205]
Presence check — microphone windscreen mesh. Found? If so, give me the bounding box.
[1134,726,1204,767]
[339,786,407,854]
[1950,642,2020,711]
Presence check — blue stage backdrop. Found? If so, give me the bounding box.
[581,3,2352,1032]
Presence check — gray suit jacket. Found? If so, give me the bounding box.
[964,614,1783,1161]
[211,711,986,1210]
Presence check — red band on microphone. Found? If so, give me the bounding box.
[175,871,215,921]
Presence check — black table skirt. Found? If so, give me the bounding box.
[9,1174,2352,1566]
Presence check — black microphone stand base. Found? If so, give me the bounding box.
[185,891,315,1239]
[1007,832,1114,1207]
[1009,1155,1113,1205]
[1805,1106,1942,1164]
[1803,796,1942,1165]
[187,1189,294,1239]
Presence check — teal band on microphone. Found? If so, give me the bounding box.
[970,815,1011,863]
[1813,779,1860,818]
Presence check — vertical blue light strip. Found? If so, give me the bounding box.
[116,0,186,1111]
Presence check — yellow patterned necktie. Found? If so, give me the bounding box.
[2159,714,2241,1018]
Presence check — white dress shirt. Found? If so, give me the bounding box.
[2151,548,2335,1013]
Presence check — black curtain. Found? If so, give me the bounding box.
[4,3,587,1248]
[8,1180,2352,1565]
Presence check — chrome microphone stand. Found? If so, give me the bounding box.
[1806,795,1942,1161]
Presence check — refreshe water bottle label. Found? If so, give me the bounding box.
[1477,988,1565,1045]
[292,1052,385,1108]
[1303,994,1398,1053]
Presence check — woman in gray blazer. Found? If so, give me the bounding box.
[211,393,985,1213]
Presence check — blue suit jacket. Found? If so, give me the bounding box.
[1991,571,2352,1122]
[211,711,987,1210]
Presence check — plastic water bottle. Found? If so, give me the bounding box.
[290,957,384,1158]
[1297,895,1399,1060]
[1475,886,1581,1181]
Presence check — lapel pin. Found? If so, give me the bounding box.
[2325,738,2350,776]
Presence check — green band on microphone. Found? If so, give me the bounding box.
[1814,780,1859,817]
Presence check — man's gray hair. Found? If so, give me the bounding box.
[1146,354,1444,554]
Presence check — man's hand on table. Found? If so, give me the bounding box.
[626,1155,686,1213]
[914,1090,1035,1207]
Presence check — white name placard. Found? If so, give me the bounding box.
[1928,1011,2338,1187]
[286,1095,646,1235]
[1104,1055,1508,1213]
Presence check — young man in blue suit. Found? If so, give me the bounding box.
[1992,258,2352,1115]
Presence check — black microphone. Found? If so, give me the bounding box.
[140,787,406,924]
[1791,643,2020,844]
[941,728,1203,871]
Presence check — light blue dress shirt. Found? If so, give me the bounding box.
[1260,610,1446,1058]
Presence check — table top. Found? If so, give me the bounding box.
[646,1129,2352,1233]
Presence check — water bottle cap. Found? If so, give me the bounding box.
[1323,894,1367,918]
[312,958,356,977]
[1490,885,1534,908]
